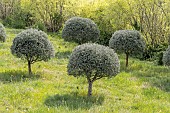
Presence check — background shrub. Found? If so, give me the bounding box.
[32,21,47,32]
[97,31,112,46]
[142,43,168,65]
[3,9,35,29]
[109,30,145,67]
[0,23,6,42]
[68,43,120,96]
[162,46,170,66]
[11,28,55,75]
[62,17,100,44]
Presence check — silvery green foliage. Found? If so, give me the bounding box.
[162,46,170,66]
[109,30,145,55]
[11,28,55,63]
[0,23,6,42]
[68,43,120,78]
[62,17,100,44]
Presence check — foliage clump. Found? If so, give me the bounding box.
[62,17,100,44]
[0,23,6,42]
[109,30,145,67]
[162,46,170,66]
[11,28,55,75]
[68,43,120,96]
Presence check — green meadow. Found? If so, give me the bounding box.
[0,28,169,113]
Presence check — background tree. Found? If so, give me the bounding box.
[127,0,170,47]
[0,23,6,42]
[34,0,64,32]
[0,0,35,29]
[68,43,120,96]
[11,28,55,75]
[62,17,100,44]
[0,0,21,19]
[72,0,113,45]
[109,30,145,67]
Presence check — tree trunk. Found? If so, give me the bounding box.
[28,61,32,75]
[126,53,129,67]
[88,80,93,97]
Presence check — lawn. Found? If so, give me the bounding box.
[0,28,169,113]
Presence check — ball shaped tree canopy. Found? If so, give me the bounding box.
[11,28,55,75]
[62,17,100,44]
[109,30,145,67]
[68,43,120,96]
[0,23,6,42]
[162,46,170,66]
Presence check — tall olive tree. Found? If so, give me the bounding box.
[11,28,55,75]
[68,43,120,96]
[109,30,145,67]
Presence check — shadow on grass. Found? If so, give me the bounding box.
[152,76,170,92]
[0,70,40,83]
[123,60,170,92]
[135,71,170,92]
[55,51,71,59]
[44,92,104,110]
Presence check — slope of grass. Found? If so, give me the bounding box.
[0,28,169,113]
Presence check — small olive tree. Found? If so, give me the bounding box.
[68,43,120,96]
[109,30,145,67]
[162,46,170,66]
[11,28,55,75]
[0,23,6,42]
[62,17,100,44]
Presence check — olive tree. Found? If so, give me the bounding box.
[11,28,55,75]
[68,43,120,96]
[0,23,6,42]
[109,30,145,67]
[162,46,170,66]
[62,17,100,44]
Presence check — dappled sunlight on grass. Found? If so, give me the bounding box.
[0,28,169,113]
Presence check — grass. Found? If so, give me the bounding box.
[0,28,169,113]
